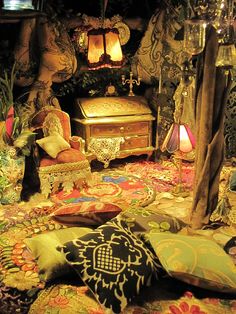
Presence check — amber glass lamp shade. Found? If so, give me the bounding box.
[215,44,236,69]
[184,19,206,55]
[161,123,196,154]
[87,28,123,70]
[3,0,34,10]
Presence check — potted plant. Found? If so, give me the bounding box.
[0,65,35,204]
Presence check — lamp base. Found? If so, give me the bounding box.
[172,183,190,198]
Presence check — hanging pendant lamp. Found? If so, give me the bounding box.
[3,0,35,10]
[87,27,123,70]
[87,0,124,70]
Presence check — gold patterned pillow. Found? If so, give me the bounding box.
[147,232,236,294]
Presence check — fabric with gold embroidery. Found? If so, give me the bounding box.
[88,137,125,168]
[42,112,64,137]
[59,216,158,313]
[38,160,91,196]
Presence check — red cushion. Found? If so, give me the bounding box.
[56,148,86,163]
[40,157,58,167]
[50,201,122,226]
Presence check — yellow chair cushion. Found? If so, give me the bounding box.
[36,133,70,158]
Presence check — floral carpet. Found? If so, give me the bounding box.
[51,171,156,209]
[121,160,194,193]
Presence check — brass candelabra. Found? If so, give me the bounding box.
[121,71,141,96]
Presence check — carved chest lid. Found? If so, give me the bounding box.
[74,96,152,118]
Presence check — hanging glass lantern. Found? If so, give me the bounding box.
[215,43,236,69]
[3,0,35,10]
[184,19,207,55]
[87,28,123,70]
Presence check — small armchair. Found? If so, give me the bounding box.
[31,107,91,197]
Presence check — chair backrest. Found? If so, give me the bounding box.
[31,107,71,142]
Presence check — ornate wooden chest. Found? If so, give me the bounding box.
[71,96,155,165]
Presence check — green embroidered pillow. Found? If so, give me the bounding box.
[147,232,236,293]
[24,226,92,282]
[59,216,158,313]
[121,208,186,234]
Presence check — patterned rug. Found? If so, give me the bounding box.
[51,171,156,209]
[28,281,236,314]
[121,160,194,193]
[0,169,235,314]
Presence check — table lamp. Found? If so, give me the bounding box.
[161,122,195,196]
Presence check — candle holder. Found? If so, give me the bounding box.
[121,71,141,96]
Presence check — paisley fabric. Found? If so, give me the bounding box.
[147,233,236,293]
[134,8,187,84]
[0,215,66,291]
[29,285,104,314]
[51,201,122,226]
[59,216,158,313]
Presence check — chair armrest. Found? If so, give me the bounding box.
[69,136,85,153]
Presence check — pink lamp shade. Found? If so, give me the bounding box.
[161,123,195,154]
[87,28,123,70]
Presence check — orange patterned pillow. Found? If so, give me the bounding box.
[50,201,122,226]
[56,148,86,163]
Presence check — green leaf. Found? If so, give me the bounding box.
[13,130,35,149]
